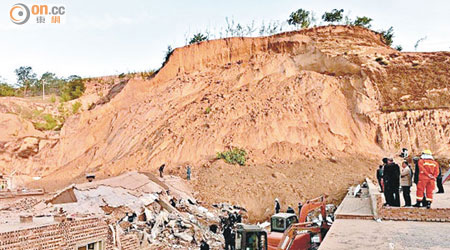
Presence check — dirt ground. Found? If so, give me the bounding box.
[190,156,378,222]
[3,25,449,223]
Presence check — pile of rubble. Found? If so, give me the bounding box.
[122,198,230,249]
[0,197,40,211]
[30,172,246,249]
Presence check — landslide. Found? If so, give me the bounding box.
[6,25,450,221]
[0,76,129,174]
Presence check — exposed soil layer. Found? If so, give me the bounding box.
[1,25,449,221]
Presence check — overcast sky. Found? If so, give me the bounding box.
[1,0,449,84]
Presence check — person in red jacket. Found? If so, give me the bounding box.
[413,150,440,209]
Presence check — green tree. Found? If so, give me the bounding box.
[14,66,37,96]
[189,33,208,44]
[322,9,344,23]
[72,101,82,114]
[0,83,16,96]
[161,45,174,68]
[61,75,85,101]
[36,72,59,96]
[287,9,311,29]
[381,27,394,46]
[353,16,373,28]
[394,45,403,51]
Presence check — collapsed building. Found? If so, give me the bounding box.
[0,172,244,249]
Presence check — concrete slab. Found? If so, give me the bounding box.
[0,216,55,233]
[320,219,450,250]
[334,186,374,219]
[375,181,450,208]
[334,196,373,217]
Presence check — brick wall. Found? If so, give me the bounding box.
[0,217,139,250]
[375,194,450,222]
[366,179,450,222]
[119,233,140,250]
[0,217,112,250]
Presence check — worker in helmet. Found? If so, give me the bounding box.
[286,205,295,214]
[413,156,427,206]
[413,150,440,209]
[274,198,281,214]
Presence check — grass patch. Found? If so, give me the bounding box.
[217,147,247,166]
[72,101,82,114]
[34,114,58,130]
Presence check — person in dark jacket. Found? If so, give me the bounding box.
[377,159,385,192]
[235,212,242,223]
[274,198,281,214]
[383,158,400,207]
[200,240,210,250]
[223,224,232,250]
[437,165,445,193]
[286,206,295,214]
[159,164,165,178]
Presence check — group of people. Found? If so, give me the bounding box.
[158,163,192,181]
[221,211,243,250]
[377,149,445,209]
[274,198,302,214]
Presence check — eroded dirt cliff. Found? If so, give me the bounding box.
[1,25,449,221]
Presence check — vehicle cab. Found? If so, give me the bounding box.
[235,223,268,250]
[267,213,310,250]
[270,213,298,233]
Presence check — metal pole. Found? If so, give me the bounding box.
[42,79,45,100]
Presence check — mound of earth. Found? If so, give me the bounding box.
[2,25,449,221]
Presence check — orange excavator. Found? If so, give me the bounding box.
[233,196,333,250]
[267,195,333,250]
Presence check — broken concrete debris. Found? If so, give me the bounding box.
[0,171,245,249]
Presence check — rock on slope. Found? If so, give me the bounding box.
[7,25,450,220]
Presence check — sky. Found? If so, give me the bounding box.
[1,0,449,84]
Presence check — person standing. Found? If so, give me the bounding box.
[400,161,412,206]
[223,224,232,250]
[235,212,242,223]
[383,158,400,207]
[298,202,303,215]
[159,164,165,178]
[274,198,281,214]
[413,150,439,209]
[413,157,427,206]
[186,165,191,181]
[437,165,445,193]
[377,159,386,192]
[200,240,210,250]
[286,206,295,214]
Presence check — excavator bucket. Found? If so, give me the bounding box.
[277,222,321,250]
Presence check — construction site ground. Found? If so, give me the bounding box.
[320,181,450,250]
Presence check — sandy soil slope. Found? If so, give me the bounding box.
[2,25,449,221]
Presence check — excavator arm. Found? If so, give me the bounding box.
[276,222,321,250]
[298,195,327,223]
[278,195,330,250]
